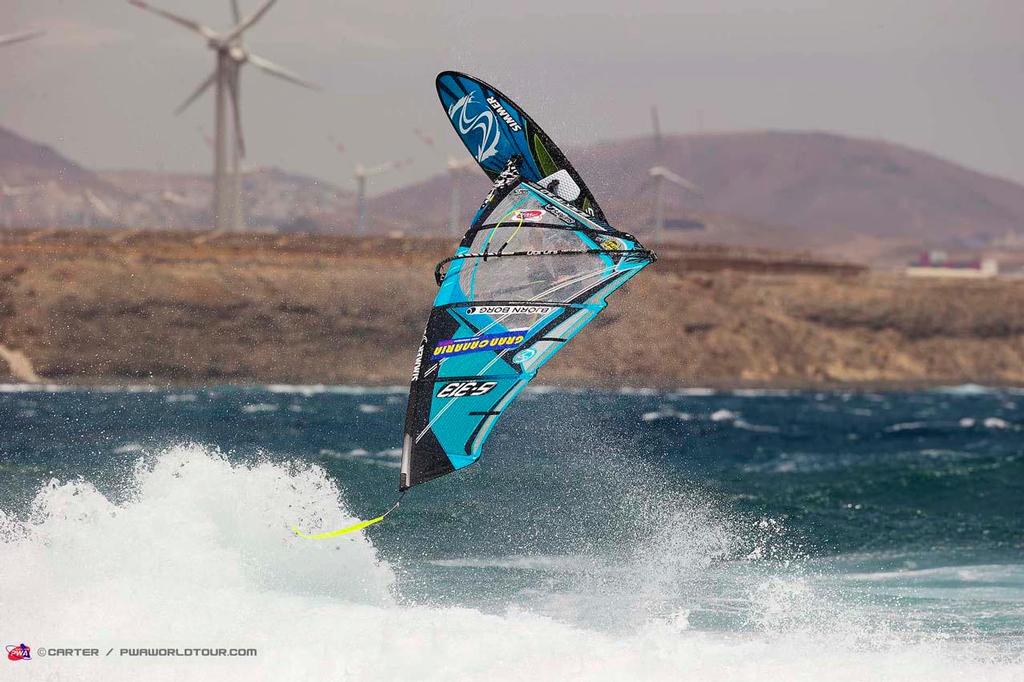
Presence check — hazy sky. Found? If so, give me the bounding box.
[2,1,1023,193]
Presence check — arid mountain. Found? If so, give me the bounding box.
[4,125,1024,266]
[0,125,112,191]
[0,125,353,231]
[0,125,131,229]
[371,131,1024,262]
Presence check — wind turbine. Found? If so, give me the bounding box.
[414,128,475,234]
[0,179,39,228]
[329,137,412,234]
[648,105,701,241]
[353,158,413,234]
[83,189,116,228]
[0,28,45,49]
[128,0,318,232]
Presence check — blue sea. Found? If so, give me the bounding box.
[1,383,1022,680]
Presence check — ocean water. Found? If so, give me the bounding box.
[0,383,1022,680]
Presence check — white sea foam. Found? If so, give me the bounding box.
[885,421,930,432]
[0,446,1019,681]
[934,384,998,396]
[732,388,794,398]
[429,555,593,572]
[0,383,158,393]
[321,447,401,468]
[264,384,406,396]
[616,386,660,396]
[844,564,1024,584]
[241,403,278,413]
[669,387,718,397]
[733,419,781,433]
[641,408,692,422]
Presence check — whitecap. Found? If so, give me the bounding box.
[264,384,405,396]
[732,388,794,398]
[934,383,996,396]
[733,420,781,433]
[884,421,929,432]
[642,409,692,422]
[321,448,400,469]
[669,387,718,397]
[111,443,146,455]
[241,403,278,413]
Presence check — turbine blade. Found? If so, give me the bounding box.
[230,0,242,24]
[0,29,45,49]
[364,162,394,177]
[247,53,319,90]
[127,0,217,40]
[174,70,217,115]
[665,173,701,194]
[365,158,413,177]
[221,0,278,43]
[649,166,701,194]
[226,67,246,157]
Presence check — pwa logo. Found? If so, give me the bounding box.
[448,92,500,163]
[6,644,31,661]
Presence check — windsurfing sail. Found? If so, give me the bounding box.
[400,95,656,492]
[294,71,655,538]
[398,73,656,491]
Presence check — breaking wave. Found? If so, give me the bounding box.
[0,445,1019,681]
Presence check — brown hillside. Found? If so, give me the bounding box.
[1,229,1021,388]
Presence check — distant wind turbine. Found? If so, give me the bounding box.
[128,0,318,233]
[0,179,39,228]
[83,189,116,228]
[648,105,701,241]
[414,128,475,235]
[1,30,46,228]
[353,158,413,234]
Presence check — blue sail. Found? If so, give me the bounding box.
[399,161,654,490]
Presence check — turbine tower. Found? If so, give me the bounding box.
[648,105,701,241]
[353,158,412,234]
[129,0,317,232]
[414,128,475,234]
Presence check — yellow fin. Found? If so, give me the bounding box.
[292,495,404,540]
[292,514,386,540]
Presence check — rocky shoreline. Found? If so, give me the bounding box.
[1,229,1022,388]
